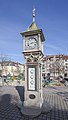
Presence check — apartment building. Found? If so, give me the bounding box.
[63,56,68,77]
[0,61,25,77]
[42,55,68,79]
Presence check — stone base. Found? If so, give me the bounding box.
[17,101,52,118]
[21,106,41,118]
[41,101,52,114]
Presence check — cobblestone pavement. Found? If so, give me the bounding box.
[0,86,68,120]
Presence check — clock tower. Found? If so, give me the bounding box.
[19,9,51,118]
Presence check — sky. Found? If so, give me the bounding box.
[0,0,68,63]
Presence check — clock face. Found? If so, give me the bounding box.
[25,36,38,50]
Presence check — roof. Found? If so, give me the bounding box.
[44,55,68,61]
[20,22,45,41]
[0,61,24,66]
[63,55,68,60]
[26,22,39,31]
[44,54,63,59]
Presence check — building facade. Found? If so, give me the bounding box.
[0,61,25,77]
[42,55,68,79]
[63,56,68,77]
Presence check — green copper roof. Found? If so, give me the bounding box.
[26,22,39,31]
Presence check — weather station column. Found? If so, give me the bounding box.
[18,8,52,118]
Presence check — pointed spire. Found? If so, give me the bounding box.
[25,8,39,31]
[32,7,36,22]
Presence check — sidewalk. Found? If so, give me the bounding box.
[0,86,68,120]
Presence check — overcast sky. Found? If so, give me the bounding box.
[0,0,68,63]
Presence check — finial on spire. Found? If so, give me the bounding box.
[32,8,35,22]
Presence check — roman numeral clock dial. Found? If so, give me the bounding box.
[25,36,38,50]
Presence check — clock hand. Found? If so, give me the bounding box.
[30,42,33,44]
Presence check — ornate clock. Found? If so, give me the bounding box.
[25,36,38,50]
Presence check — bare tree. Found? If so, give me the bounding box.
[0,54,11,85]
[15,63,21,76]
[49,60,64,78]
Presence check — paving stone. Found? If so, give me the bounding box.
[0,86,68,120]
[46,118,51,120]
